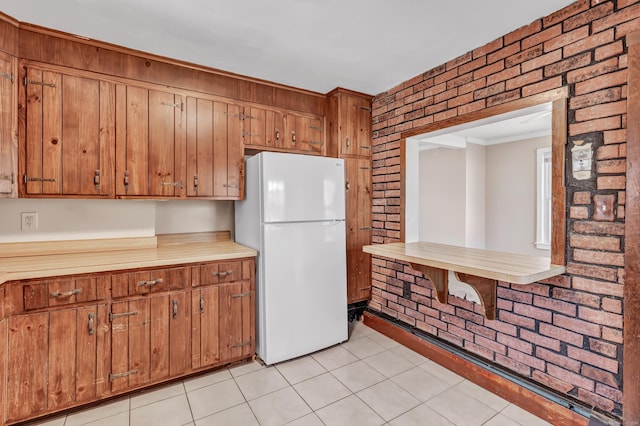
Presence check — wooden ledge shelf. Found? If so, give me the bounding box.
[363,241,566,320]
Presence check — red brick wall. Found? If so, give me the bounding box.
[370,0,638,417]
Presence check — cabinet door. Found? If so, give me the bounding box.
[191,286,220,369]
[149,292,190,380]
[186,97,243,199]
[219,281,254,361]
[0,52,16,197]
[116,86,186,197]
[339,94,372,157]
[23,66,114,196]
[110,298,151,392]
[6,305,109,423]
[345,158,372,303]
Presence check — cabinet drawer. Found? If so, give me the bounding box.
[191,259,253,287]
[23,276,107,311]
[111,267,187,298]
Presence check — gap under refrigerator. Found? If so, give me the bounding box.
[235,152,348,365]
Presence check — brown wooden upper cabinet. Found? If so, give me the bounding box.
[328,89,372,158]
[186,96,244,199]
[21,64,114,197]
[0,52,17,198]
[115,84,186,198]
[243,105,325,155]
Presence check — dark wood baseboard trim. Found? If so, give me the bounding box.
[363,311,589,426]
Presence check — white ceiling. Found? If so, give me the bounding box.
[0,0,576,95]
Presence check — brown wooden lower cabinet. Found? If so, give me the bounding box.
[0,257,255,425]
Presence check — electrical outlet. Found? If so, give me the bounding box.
[21,212,38,231]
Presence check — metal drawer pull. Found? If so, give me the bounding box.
[88,312,95,335]
[213,270,233,277]
[50,288,82,298]
[109,370,138,381]
[138,278,164,287]
[161,181,184,189]
[172,300,178,319]
[231,341,252,348]
[231,291,252,299]
[223,184,239,188]
[24,175,56,183]
[0,173,14,183]
[361,145,371,149]
[200,294,205,313]
[109,311,138,321]
[309,141,323,146]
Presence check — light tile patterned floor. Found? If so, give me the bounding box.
[30,320,553,426]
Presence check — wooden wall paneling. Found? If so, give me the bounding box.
[624,29,640,426]
[356,158,372,300]
[17,27,327,116]
[0,14,18,56]
[344,158,359,301]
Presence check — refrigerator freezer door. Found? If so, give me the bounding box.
[259,220,348,365]
[260,152,345,223]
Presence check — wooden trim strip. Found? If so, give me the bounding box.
[624,30,640,426]
[363,311,589,426]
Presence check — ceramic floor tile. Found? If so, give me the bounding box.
[349,320,376,340]
[388,403,454,426]
[184,369,233,392]
[130,382,185,409]
[294,372,352,410]
[229,360,265,377]
[418,359,465,385]
[331,360,386,393]
[285,413,325,426]
[363,349,415,378]
[390,366,452,402]
[275,355,326,385]
[453,379,510,411]
[130,394,192,426]
[195,403,259,426]
[234,366,289,400]
[425,387,497,426]
[356,379,421,422]
[248,387,312,426]
[341,336,386,359]
[366,330,401,349]
[390,345,429,366]
[187,378,246,420]
[82,411,130,426]
[312,344,358,371]
[65,397,130,426]
[500,403,553,426]
[483,414,522,426]
[29,416,66,426]
[315,394,385,426]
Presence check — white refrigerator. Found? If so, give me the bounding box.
[235,152,348,365]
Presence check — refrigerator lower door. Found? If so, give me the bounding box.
[259,220,348,365]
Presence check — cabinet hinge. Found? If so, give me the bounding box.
[231,341,252,348]
[231,291,252,299]
[161,101,184,111]
[0,72,13,82]
[361,145,371,149]
[242,131,260,137]
[23,76,56,88]
[23,174,56,183]
[109,370,138,381]
[0,173,14,184]
[109,311,138,321]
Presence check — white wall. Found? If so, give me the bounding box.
[485,136,550,256]
[465,143,486,249]
[0,199,234,243]
[419,147,466,246]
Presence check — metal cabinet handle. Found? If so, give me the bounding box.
[232,291,252,299]
[138,278,164,287]
[200,294,205,313]
[291,131,296,145]
[94,169,100,186]
[50,288,82,298]
[172,300,178,319]
[124,170,130,186]
[88,312,95,335]
[346,137,350,148]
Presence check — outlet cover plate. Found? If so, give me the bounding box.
[21,212,38,231]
